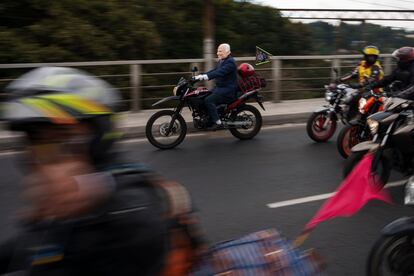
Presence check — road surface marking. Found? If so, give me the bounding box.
[120,123,305,144]
[267,179,407,209]
[0,123,305,153]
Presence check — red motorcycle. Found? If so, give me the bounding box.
[336,90,385,158]
[145,70,265,149]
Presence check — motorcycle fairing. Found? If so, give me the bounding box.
[382,217,414,236]
[348,119,364,126]
[351,141,379,152]
[313,106,332,113]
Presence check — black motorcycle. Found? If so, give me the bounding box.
[344,97,414,184]
[306,82,360,142]
[366,176,414,275]
[145,70,265,149]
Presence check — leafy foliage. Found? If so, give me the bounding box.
[0,0,313,63]
[307,21,414,54]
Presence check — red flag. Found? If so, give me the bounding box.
[305,153,392,231]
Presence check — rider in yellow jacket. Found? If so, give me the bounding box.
[341,45,384,93]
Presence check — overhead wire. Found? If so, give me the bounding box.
[345,0,409,10]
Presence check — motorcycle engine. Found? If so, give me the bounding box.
[193,115,210,129]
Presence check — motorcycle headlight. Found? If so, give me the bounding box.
[405,176,414,205]
[367,118,379,135]
[325,91,333,101]
[359,98,367,114]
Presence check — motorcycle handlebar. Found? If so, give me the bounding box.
[189,77,200,85]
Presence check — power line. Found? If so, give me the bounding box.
[346,0,409,9]
[395,0,414,4]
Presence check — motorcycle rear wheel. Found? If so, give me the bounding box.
[229,105,262,140]
[306,111,337,142]
[367,234,414,276]
[145,110,187,149]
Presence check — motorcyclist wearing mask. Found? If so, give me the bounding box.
[369,46,414,100]
[341,45,384,92]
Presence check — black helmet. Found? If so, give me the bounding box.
[2,66,120,166]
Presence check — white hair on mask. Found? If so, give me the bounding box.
[219,43,231,54]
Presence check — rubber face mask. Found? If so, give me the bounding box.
[398,60,411,70]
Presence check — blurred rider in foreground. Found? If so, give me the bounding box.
[194,43,238,131]
[369,46,414,100]
[0,67,203,275]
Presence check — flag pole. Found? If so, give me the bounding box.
[293,229,312,248]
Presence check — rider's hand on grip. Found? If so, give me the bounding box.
[194,74,208,81]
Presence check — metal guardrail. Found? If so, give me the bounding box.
[0,54,394,111]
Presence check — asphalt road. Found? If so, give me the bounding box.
[1,124,413,275]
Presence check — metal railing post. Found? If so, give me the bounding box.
[272,58,282,102]
[383,56,392,75]
[331,58,341,81]
[130,64,142,112]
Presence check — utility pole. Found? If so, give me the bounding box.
[203,0,215,88]
[335,20,343,54]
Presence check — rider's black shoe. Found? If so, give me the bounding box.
[207,123,224,131]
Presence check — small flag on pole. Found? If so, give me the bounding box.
[255,46,272,66]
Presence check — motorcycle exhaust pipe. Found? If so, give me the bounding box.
[224,121,250,127]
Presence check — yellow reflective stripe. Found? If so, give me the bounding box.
[39,94,111,115]
[32,254,64,266]
[21,98,77,124]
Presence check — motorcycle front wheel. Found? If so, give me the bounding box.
[367,234,414,276]
[306,111,337,142]
[337,125,366,159]
[229,105,262,140]
[145,110,187,149]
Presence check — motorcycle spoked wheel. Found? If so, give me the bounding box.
[229,105,262,140]
[145,110,187,149]
[337,125,369,159]
[306,111,337,142]
[367,234,414,276]
[343,150,391,184]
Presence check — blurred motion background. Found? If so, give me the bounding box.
[1,0,414,109]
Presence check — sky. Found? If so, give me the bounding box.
[254,0,414,30]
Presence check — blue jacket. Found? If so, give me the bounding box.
[206,56,238,99]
